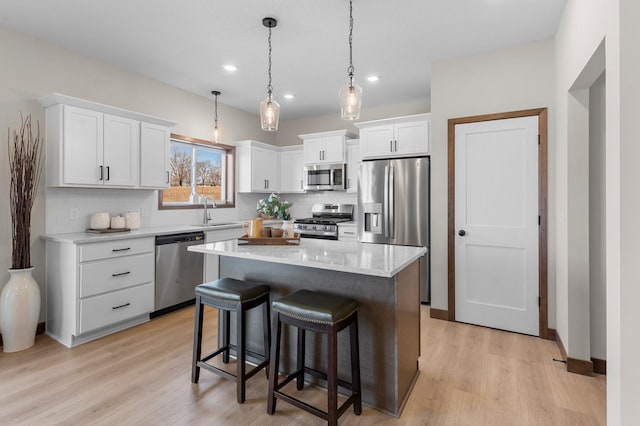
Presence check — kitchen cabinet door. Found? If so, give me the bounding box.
[62,105,104,185]
[103,114,138,187]
[360,125,394,159]
[346,140,361,193]
[280,148,305,193]
[140,122,171,188]
[303,137,325,163]
[251,145,280,192]
[394,120,429,156]
[322,135,345,163]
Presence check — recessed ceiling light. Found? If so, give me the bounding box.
[283,93,295,100]
[223,64,237,72]
[366,75,380,82]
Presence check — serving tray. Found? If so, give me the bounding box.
[237,234,300,245]
[86,228,131,234]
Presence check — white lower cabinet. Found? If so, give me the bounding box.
[46,237,155,347]
[338,223,358,242]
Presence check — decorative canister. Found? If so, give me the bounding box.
[110,216,125,229]
[124,212,141,229]
[90,212,110,229]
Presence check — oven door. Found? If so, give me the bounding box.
[303,164,346,191]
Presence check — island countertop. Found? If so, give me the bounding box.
[188,238,427,277]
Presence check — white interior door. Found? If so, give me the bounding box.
[455,116,539,336]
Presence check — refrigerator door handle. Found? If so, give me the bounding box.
[389,165,394,240]
[384,165,390,238]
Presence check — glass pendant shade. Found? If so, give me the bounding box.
[212,125,221,143]
[339,81,362,120]
[260,95,280,131]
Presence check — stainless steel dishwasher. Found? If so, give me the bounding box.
[153,231,205,317]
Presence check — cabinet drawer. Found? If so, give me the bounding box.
[79,253,154,298]
[79,283,154,334]
[338,226,357,238]
[79,237,153,262]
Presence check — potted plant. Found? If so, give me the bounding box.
[256,193,293,220]
[0,114,44,352]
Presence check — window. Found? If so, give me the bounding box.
[158,134,235,209]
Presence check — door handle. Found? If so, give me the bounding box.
[389,140,393,152]
[458,230,466,236]
[106,166,110,181]
[99,165,104,181]
[166,171,170,184]
[394,140,398,152]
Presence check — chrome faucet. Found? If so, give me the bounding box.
[202,196,216,225]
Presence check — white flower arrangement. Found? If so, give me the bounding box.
[256,193,293,220]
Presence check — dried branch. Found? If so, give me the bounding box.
[8,114,44,269]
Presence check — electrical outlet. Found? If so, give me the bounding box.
[69,208,79,220]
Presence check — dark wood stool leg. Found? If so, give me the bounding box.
[236,305,246,403]
[263,296,271,379]
[222,310,231,364]
[350,315,362,415]
[267,312,281,415]
[191,295,204,383]
[327,325,338,426]
[296,328,306,390]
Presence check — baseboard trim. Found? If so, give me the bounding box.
[555,331,594,376]
[544,327,556,341]
[0,322,46,348]
[567,357,593,375]
[430,308,449,321]
[591,357,607,375]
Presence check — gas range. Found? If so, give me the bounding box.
[293,204,354,240]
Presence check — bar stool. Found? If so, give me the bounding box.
[191,278,271,403]
[267,289,361,425]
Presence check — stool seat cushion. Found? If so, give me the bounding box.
[272,290,358,325]
[196,278,269,303]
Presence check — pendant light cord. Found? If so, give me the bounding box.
[214,93,218,126]
[347,0,354,86]
[267,26,273,97]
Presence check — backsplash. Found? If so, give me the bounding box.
[44,188,357,235]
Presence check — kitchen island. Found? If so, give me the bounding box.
[188,238,427,416]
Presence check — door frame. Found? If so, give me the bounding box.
[447,108,551,339]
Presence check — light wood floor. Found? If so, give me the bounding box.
[0,306,606,425]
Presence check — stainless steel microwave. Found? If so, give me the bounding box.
[303,163,346,191]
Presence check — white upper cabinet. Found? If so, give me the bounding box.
[279,146,305,193]
[39,93,175,189]
[355,113,430,160]
[140,122,170,189]
[299,130,356,164]
[346,139,361,193]
[236,140,280,193]
[103,113,139,187]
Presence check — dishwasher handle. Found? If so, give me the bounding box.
[155,232,205,246]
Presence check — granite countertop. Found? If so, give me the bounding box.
[188,238,427,278]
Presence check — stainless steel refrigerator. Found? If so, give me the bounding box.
[357,157,430,303]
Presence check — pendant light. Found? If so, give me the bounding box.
[260,17,280,131]
[211,90,221,142]
[339,0,362,120]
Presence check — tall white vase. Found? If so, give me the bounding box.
[0,267,41,353]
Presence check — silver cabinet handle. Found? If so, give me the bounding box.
[112,302,131,310]
[394,140,398,152]
[343,231,355,235]
[389,141,393,152]
[112,271,131,277]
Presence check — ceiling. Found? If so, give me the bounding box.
[0,0,566,120]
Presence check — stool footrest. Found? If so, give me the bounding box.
[272,388,359,422]
[303,366,355,392]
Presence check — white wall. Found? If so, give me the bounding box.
[274,98,429,146]
[429,41,556,327]
[554,0,640,422]
[0,25,275,319]
[588,72,606,361]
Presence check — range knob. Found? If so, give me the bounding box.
[324,225,331,231]
[312,225,317,230]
